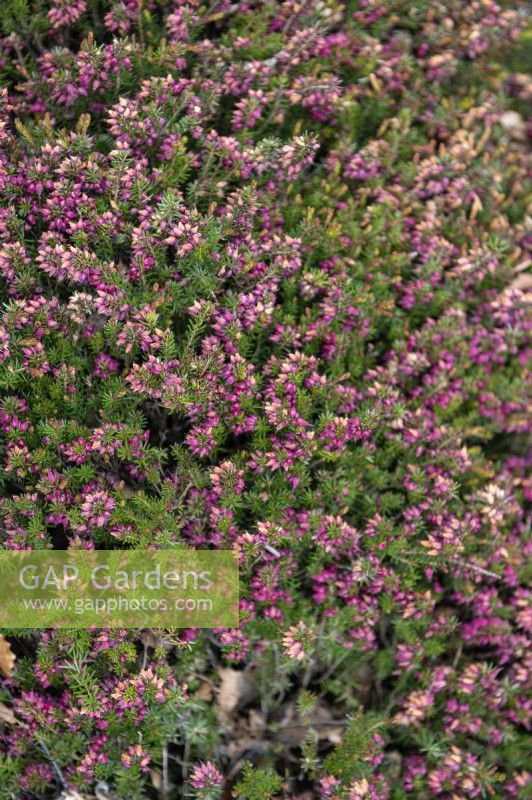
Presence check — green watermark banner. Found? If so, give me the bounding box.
[0,550,239,629]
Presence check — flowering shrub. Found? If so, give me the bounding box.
[0,0,530,798]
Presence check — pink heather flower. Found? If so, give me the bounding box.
[210,460,245,497]
[282,621,314,662]
[319,775,342,799]
[347,777,389,799]
[104,0,138,35]
[0,3,528,796]
[164,220,202,256]
[189,761,224,794]
[48,0,86,27]
[91,423,123,457]
[93,352,120,379]
[232,89,268,131]
[0,326,10,363]
[60,437,90,464]
[19,763,55,792]
[80,489,116,527]
[218,629,250,662]
[120,744,151,773]
[76,735,109,781]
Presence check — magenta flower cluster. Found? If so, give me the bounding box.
[0,0,530,798]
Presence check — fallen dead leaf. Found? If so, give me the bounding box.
[225,734,259,760]
[150,768,175,795]
[0,701,16,726]
[510,272,532,292]
[500,111,527,142]
[150,769,163,792]
[368,73,382,93]
[276,701,344,747]
[248,708,265,735]
[0,635,15,678]
[195,680,214,702]
[217,668,254,720]
[469,193,483,221]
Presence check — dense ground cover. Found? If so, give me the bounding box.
[0,1,530,798]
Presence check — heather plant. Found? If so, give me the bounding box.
[0,1,530,798]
